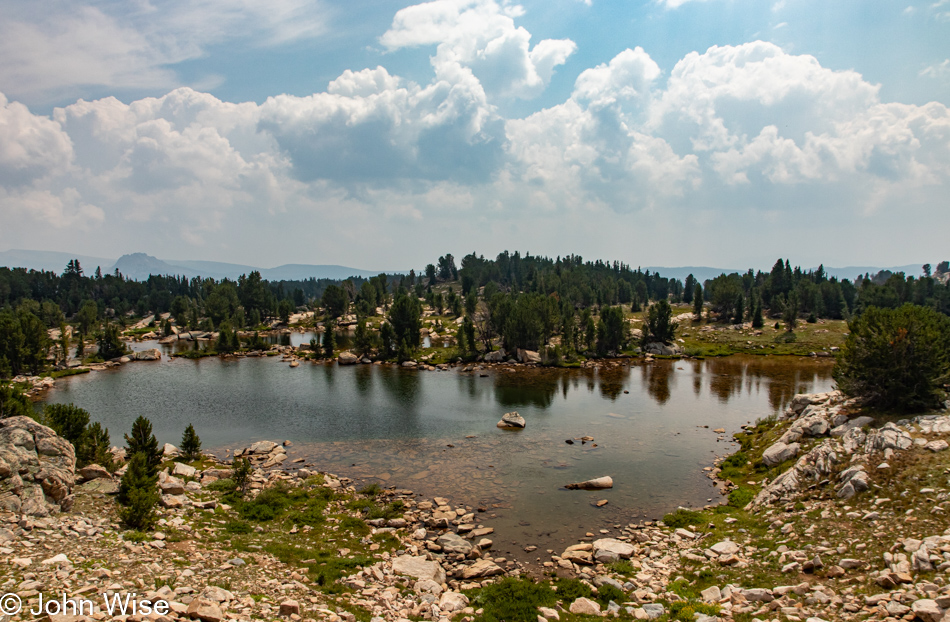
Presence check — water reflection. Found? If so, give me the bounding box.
[641,363,673,405]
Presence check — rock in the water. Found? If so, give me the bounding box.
[564,476,613,490]
[0,416,76,516]
[497,412,526,429]
[392,555,446,584]
[247,440,277,455]
[132,348,162,361]
[338,351,359,365]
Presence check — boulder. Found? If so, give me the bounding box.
[338,351,359,365]
[247,441,277,455]
[172,462,197,478]
[0,416,76,516]
[592,538,635,562]
[911,599,943,622]
[132,348,162,361]
[78,464,112,482]
[516,349,541,364]
[162,443,180,457]
[644,342,683,356]
[438,592,470,613]
[483,349,506,363]
[497,412,526,429]
[186,599,225,622]
[160,476,186,495]
[569,598,601,616]
[392,555,446,584]
[925,440,949,452]
[564,476,613,490]
[709,540,740,556]
[762,441,800,467]
[438,532,474,555]
[459,558,504,579]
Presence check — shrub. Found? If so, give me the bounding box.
[469,577,557,622]
[662,508,703,529]
[224,520,254,534]
[595,583,624,607]
[554,577,592,603]
[728,487,755,508]
[238,485,291,522]
[207,478,236,492]
[834,304,950,412]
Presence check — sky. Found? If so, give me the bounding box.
[0,0,948,272]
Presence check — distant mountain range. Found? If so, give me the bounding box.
[0,248,928,283]
[0,249,391,281]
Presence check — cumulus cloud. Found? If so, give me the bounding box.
[0,0,328,104]
[0,25,948,267]
[381,0,576,99]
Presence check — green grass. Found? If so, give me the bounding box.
[661,508,703,529]
[468,577,558,622]
[47,368,91,379]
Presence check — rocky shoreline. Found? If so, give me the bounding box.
[3,391,950,622]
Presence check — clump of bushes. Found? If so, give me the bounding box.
[834,304,950,412]
[661,508,703,529]
[468,577,557,622]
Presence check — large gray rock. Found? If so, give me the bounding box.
[0,417,76,516]
[644,342,682,356]
[392,555,446,584]
[437,532,474,555]
[132,348,162,361]
[338,351,359,365]
[569,598,601,616]
[459,558,504,579]
[497,412,526,429]
[483,349,506,363]
[592,538,635,562]
[515,349,541,364]
[762,441,800,467]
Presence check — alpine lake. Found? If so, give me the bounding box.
[42,333,834,556]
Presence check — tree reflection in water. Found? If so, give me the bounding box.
[640,362,673,404]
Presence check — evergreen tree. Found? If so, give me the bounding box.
[124,416,161,476]
[379,322,396,358]
[692,284,704,319]
[44,403,89,448]
[96,322,126,360]
[733,294,744,325]
[75,331,85,358]
[783,292,799,332]
[117,453,159,529]
[463,317,477,354]
[323,320,336,357]
[0,384,32,419]
[642,299,676,345]
[84,422,115,471]
[751,294,764,329]
[180,424,201,461]
[353,317,372,356]
[232,457,252,496]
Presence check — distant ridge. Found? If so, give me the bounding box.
[0,249,394,281]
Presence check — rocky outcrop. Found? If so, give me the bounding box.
[0,416,76,516]
[515,349,540,364]
[482,349,506,363]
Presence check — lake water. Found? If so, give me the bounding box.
[43,349,833,556]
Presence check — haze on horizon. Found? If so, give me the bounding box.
[0,0,948,273]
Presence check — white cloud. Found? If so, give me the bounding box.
[381,0,576,99]
[920,59,950,78]
[0,0,328,104]
[0,31,948,268]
